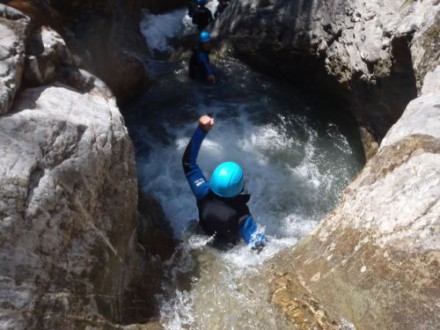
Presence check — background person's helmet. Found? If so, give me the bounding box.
[199,31,212,43]
[197,0,207,5]
[210,162,244,197]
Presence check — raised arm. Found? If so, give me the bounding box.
[182,115,215,200]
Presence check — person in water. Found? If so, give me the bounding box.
[214,0,230,18]
[182,115,268,251]
[187,0,197,17]
[189,31,216,84]
[192,0,213,31]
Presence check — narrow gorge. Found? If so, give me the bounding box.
[0,0,439,329]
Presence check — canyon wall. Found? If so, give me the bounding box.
[213,1,440,328]
[215,0,440,158]
[0,3,176,329]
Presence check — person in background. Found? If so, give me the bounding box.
[188,0,197,17]
[189,31,216,84]
[214,0,230,18]
[192,0,213,31]
[182,115,268,251]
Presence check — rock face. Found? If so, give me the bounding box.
[214,0,440,155]
[214,1,440,328]
[0,82,139,329]
[0,5,30,115]
[7,0,152,104]
[0,6,174,329]
[266,67,440,329]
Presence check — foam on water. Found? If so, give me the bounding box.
[130,87,362,327]
[140,9,191,52]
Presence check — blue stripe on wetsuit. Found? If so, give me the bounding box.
[182,125,267,247]
[182,126,210,200]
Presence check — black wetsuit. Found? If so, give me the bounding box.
[182,126,266,244]
[188,0,197,17]
[189,47,213,81]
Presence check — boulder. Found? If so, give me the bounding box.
[0,4,30,115]
[0,81,141,328]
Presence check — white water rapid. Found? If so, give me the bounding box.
[124,6,364,329]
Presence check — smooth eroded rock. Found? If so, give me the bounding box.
[0,82,139,329]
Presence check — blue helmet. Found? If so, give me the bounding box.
[199,31,212,43]
[197,0,207,5]
[210,162,244,198]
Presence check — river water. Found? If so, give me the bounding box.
[123,7,364,329]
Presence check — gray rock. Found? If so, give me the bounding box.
[24,26,76,85]
[0,82,139,329]
[216,1,440,328]
[381,91,440,148]
[215,0,440,150]
[0,5,30,115]
[421,65,440,95]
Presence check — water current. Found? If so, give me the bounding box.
[123,7,365,329]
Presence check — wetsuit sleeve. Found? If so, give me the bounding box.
[239,215,268,248]
[198,52,214,77]
[182,126,211,200]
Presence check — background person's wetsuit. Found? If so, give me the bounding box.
[192,5,213,30]
[189,48,213,81]
[182,125,267,246]
[188,0,197,17]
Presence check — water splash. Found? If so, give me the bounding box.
[140,9,192,53]
[127,8,364,329]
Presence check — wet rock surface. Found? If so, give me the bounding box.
[215,0,440,152]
